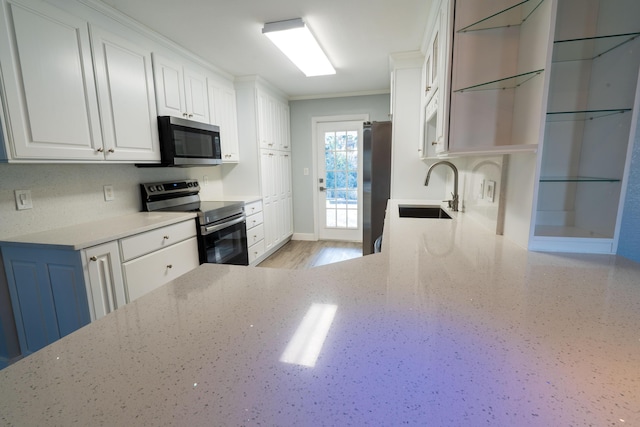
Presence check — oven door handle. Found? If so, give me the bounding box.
[202,215,246,235]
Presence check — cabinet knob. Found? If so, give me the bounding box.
[96,147,104,153]
[167,264,173,269]
[188,114,193,118]
[108,148,114,153]
[426,86,431,92]
[90,256,98,261]
[431,141,438,146]
[183,112,188,117]
[163,235,170,240]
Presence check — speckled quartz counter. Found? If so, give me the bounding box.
[1,200,639,426]
[0,211,197,250]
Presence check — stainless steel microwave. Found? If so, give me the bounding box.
[157,116,222,167]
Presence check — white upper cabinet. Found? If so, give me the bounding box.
[90,25,160,162]
[208,81,240,162]
[153,53,209,123]
[183,67,209,123]
[419,0,453,158]
[0,0,103,160]
[256,88,290,151]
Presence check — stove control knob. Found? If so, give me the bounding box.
[148,187,155,192]
[156,185,163,191]
[194,181,199,187]
[187,182,193,187]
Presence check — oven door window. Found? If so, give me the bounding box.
[200,219,248,265]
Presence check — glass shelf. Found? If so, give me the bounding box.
[546,109,631,122]
[454,69,543,93]
[458,0,544,32]
[553,33,640,62]
[539,176,621,183]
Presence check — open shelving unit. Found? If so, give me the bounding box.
[457,0,545,33]
[447,0,553,154]
[530,0,640,253]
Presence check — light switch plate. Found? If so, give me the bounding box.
[15,189,33,210]
[103,185,114,201]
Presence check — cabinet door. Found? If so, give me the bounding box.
[209,82,240,162]
[256,90,271,148]
[260,149,277,249]
[84,241,126,321]
[279,103,291,151]
[0,0,103,160]
[90,26,160,162]
[424,9,440,103]
[279,151,293,238]
[183,66,209,123]
[2,246,89,355]
[152,53,186,118]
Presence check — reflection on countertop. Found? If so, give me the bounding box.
[0,199,639,425]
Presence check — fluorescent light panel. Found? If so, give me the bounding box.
[263,18,335,77]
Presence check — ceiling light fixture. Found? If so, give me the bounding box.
[262,18,336,77]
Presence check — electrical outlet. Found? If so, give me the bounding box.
[14,190,33,210]
[303,167,309,176]
[478,180,485,199]
[103,185,114,201]
[203,176,209,187]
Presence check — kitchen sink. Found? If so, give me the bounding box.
[398,205,452,219]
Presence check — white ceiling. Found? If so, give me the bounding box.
[100,0,433,99]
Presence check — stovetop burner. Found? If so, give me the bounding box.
[141,179,245,225]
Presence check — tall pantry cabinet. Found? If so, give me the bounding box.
[529,0,640,253]
[229,78,293,264]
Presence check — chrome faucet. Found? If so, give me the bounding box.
[424,161,459,212]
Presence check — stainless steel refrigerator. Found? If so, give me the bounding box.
[362,121,392,255]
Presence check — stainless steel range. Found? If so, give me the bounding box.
[141,179,249,265]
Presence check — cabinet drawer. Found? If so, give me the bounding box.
[123,237,199,302]
[247,223,264,247]
[120,220,196,262]
[246,211,264,230]
[245,200,263,216]
[248,239,265,265]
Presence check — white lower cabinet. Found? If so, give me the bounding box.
[245,200,266,265]
[83,241,126,320]
[123,237,198,302]
[85,219,199,316]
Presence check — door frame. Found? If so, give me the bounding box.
[311,114,369,240]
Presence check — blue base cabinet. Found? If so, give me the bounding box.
[2,247,90,356]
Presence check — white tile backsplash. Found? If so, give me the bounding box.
[0,163,223,239]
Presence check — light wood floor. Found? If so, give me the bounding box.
[257,240,363,270]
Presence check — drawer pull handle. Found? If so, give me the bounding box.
[163,235,170,240]
[167,264,173,269]
[90,256,98,261]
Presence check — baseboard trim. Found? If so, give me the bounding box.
[292,233,316,241]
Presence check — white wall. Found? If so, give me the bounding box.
[0,163,223,239]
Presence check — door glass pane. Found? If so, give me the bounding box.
[324,130,358,229]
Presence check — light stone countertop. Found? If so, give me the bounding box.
[0,212,197,250]
[1,200,639,425]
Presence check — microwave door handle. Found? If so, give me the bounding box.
[202,215,246,235]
